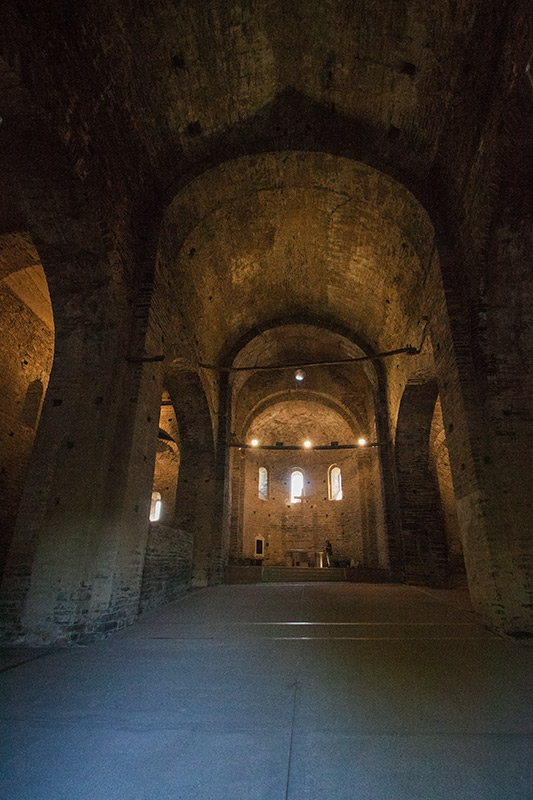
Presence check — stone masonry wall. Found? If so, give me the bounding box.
[0,280,53,577]
[139,523,193,613]
[429,398,464,576]
[239,448,384,568]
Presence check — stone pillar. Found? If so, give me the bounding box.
[395,381,450,586]
[469,214,533,633]
[428,231,533,632]
[177,445,217,588]
[373,368,403,570]
[357,446,389,570]
[210,371,232,583]
[0,275,166,643]
[228,446,246,561]
[167,370,217,589]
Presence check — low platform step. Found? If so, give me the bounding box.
[261,566,347,582]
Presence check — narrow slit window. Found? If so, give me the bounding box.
[255,537,264,557]
[328,466,343,501]
[149,491,162,521]
[290,469,304,503]
[258,467,268,500]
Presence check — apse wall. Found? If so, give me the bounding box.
[236,447,387,568]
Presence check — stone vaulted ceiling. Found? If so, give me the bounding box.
[159,152,435,367]
[3,0,482,179]
[1,0,511,377]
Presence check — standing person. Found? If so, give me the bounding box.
[324,540,333,567]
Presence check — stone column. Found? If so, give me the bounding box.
[0,272,167,643]
[428,227,533,632]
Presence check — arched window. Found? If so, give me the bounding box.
[258,467,268,500]
[328,465,343,501]
[19,379,44,429]
[290,469,304,503]
[149,491,162,522]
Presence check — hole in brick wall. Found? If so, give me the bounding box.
[400,61,417,76]
[172,53,186,71]
[186,120,202,137]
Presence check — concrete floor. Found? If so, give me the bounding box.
[1,583,533,800]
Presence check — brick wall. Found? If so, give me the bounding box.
[236,447,387,569]
[139,523,193,613]
[0,274,53,578]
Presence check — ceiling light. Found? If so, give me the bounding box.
[303,440,312,448]
[251,439,259,447]
[294,369,305,382]
[358,437,366,446]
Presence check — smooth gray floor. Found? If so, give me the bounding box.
[1,583,533,800]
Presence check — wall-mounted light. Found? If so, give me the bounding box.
[303,440,312,448]
[294,369,305,382]
[358,437,367,446]
[251,439,259,447]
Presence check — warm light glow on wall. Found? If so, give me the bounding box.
[303,440,312,448]
[294,369,305,381]
[251,439,259,447]
[358,437,367,446]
